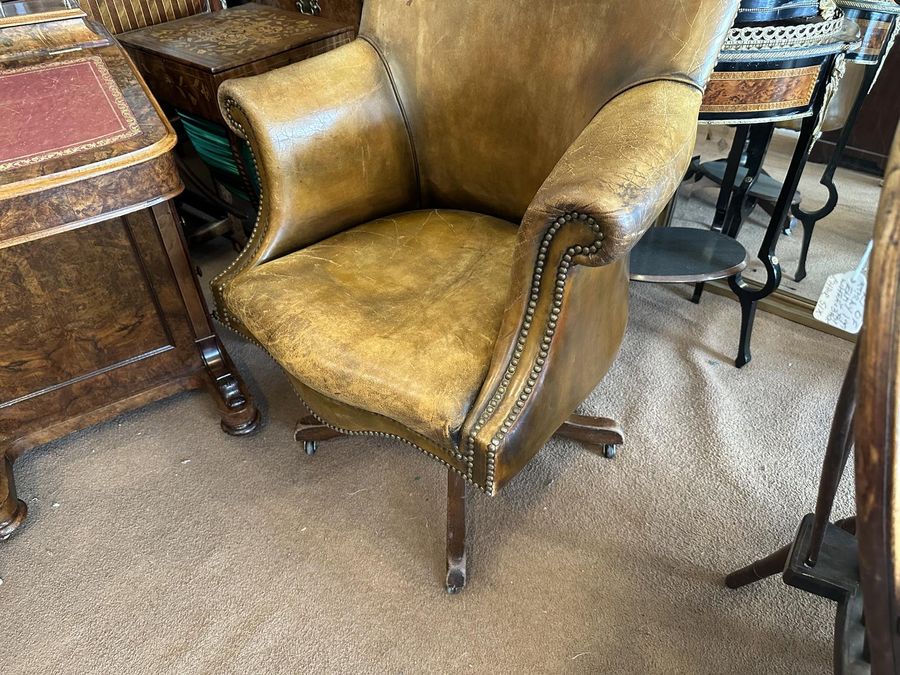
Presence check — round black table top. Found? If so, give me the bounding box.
[629,227,748,283]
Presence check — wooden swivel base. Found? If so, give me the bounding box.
[295,413,624,593]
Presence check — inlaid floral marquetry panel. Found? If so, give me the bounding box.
[134,6,315,59]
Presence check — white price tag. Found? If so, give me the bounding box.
[813,241,872,335]
[814,272,867,334]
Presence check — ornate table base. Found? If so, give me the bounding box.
[681,10,858,367]
[0,201,260,541]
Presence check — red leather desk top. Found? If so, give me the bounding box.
[0,56,141,172]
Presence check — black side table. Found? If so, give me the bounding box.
[791,1,899,280]
[648,11,859,367]
[696,1,900,283]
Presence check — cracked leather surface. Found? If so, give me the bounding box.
[362,0,737,222]
[224,210,518,449]
[215,0,739,492]
[217,39,417,270]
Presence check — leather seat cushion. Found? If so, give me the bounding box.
[223,209,518,447]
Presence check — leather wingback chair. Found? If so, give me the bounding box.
[213,0,739,592]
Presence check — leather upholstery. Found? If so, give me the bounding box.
[361,1,737,223]
[224,210,517,454]
[215,0,739,493]
[214,39,417,318]
[464,80,703,491]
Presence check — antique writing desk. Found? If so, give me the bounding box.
[0,2,258,539]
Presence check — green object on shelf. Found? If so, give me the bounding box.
[178,110,259,202]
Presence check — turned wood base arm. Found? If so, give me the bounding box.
[294,415,343,455]
[295,411,624,592]
[295,413,625,457]
[554,414,624,458]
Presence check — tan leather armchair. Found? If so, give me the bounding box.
[213,0,738,592]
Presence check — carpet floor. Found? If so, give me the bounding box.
[2,247,854,673]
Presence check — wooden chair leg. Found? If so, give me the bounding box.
[555,414,624,459]
[294,415,343,455]
[725,517,857,590]
[446,469,467,594]
[725,544,791,589]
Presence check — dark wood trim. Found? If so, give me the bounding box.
[446,469,467,594]
[854,128,900,674]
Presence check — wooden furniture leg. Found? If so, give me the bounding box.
[725,517,857,589]
[446,468,467,594]
[0,455,27,541]
[294,417,471,593]
[291,412,621,594]
[151,202,260,437]
[294,415,343,455]
[725,544,791,589]
[197,336,260,436]
[726,346,860,590]
[555,414,624,459]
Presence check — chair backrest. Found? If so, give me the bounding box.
[358,1,738,222]
[79,0,216,33]
[855,123,900,674]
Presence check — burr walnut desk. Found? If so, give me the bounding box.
[0,5,258,540]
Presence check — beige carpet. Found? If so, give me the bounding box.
[2,243,854,673]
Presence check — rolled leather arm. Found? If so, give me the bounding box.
[520,78,703,266]
[214,38,417,283]
[462,80,702,494]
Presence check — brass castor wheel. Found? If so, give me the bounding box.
[304,441,317,456]
[602,445,617,459]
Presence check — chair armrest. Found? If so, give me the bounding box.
[462,80,702,493]
[213,39,417,319]
[520,78,702,265]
